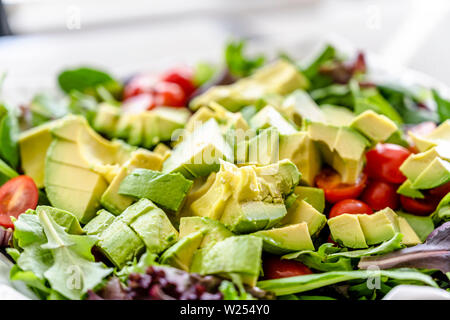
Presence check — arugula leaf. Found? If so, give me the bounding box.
[0,104,19,169]
[225,40,265,77]
[257,268,438,296]
[58,67,122,99]
[432,89,450,122]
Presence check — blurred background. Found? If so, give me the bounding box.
[1,0,450,106]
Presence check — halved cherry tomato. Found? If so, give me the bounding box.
[161,67,196,97]
[0,176,38,229]
[399,195,438,216]
[365,143,411,184]
[263,255,313,280]
[315,167,368,203]
[361,180,399,211]
[122,93,156,114]
[123,73,158,100]
[329,199,373,218]
[428,182,450,199]
[153,81,186,107]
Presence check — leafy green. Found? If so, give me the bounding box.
[432,89,450,122]
[67,90,99,123]
[193,62,216,87]
[257,268,438,296]
[397,211,435,241]
[29,93,69,127]
[432,192,450,224]
[0,104,19,168]
[303,44,336,80]
[115,251,158,282]
[310,84,354,108]
[225,40,265,77]
[0,157,18,186]
[58,67,122,99]
[219,279,255,300]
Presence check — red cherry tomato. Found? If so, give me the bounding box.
[365,143,411,184]
[122,93,156,114]
[0,176,38,229]
[428,182,450,199]
[161,67,196,97]
[123,73,158,100]
[329,199,373,219]
[361,180,399,211]
[315,167,368,203]
[399,195,438,216]
[263,255,313,280]
[153,81,186,107]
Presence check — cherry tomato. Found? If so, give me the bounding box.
[153,81,186,107]
[399,195,438,216]
[0,176,38,229]
[123,73,158,100]
[361,180,399,211]
[365,143,411,184]
[263,255,313,280]
[428,182,450,199]
[161,67,196,97]
[329,199,373,218]
[122,93,156,114]
[315,167,368,203]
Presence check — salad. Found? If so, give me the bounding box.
[0,40,449,300]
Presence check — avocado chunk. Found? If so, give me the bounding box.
[162,118,233,179]
[153,143,172,161]
[328,214,368,249]
[159,231,204,272]
[249,105,297,135]
[179,173,217,218]
[190,60,309,112]
[0,158,17,186]
[243,127,279,166]
[97,220,145,268]
[92,103,120,138]
[179,217,233,248]
[281,90,326,124]
[279,132,321,186]
[350,110,398,143]
[35,206,83,235]
[397,217,421,246]
[83,209,116,236]
[357,208,399,245]
[294,186,325,213]
[321,104,355,127]
[253,222,314,254]
[118,168,193,212]
[408,119,450,152]
[100,149,164,215]
[397,179,425,199]
[190,235,263,286]
[281,199,327,237]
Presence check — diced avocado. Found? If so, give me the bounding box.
[279,132,321,185]
[152,107,191,141]
[118,168,193,212]
[178,173,217,218]
[253,159,301,197]
[281,199,327,237]
[162,119,233,179]
[83,209,116,236]
[190,235,263,286]
[281,90,326,124]
[397,179,425,199]
[249,105,297,135]
[97,220,145,268]
[358,208,398,245]
[190,60,309,112]
[350,110,398,142]
[412,158,450,189]
[50,115,86,141]
[253,222,314,254]
[118,198,156,225]
[101,149,164,215]
[35,206,83,235]
[159,231,204,272]
[333,127,370,161]
[115,113,136,140]
[46,139,89,169]
[246,128,279,165]
[179,217,233,248]
[141,112,159,148]
[0,158,17,186]
[127,115,144,146]
[184,106,216,133]
[397,211,434,242]
[331,152,365,184]
[408,120,450,152]
[397,217,421,246]
[321,104,355,127]
[92,103,120,138]
[294,186,325,213]
[328,214,368,249]
[18,121,55,187]
[153,143,171,161]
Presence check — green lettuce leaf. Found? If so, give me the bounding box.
[225,40,265,78]
[432,89,450,122]
[0,104,19,168]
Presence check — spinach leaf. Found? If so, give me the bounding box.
[29,93,69,127]
[0,104,19,169]
[224,40,265,78]
[397,211,435,241]
[0,157,18,186]
[432,89,450,122]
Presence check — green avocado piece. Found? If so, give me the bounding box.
[249,105,297,135]
[162,119,233,179]
[408,120,450,152]
[118,168,193,212]
[97,220,145,268]
[397,211,434,242]
[397,216,421,246]
[412,158,450,189]
[350,110,398,142]
[357,208,398,245]
[397,180,425,199]
[92,103,120,138]
[281,90,326,124]
[83,209,116,236]
[127,115,144,146]
[252,222,314,254]
[328,214,368,249]
[294,186,325,213]
[244,127,279,165]
[117,198,157,225]
[321,104,355,127]
[152,107,191,141]
[281,199,327,237]
[179,217,233,248]
[35,206,83,235]
[159,231,204,272]
[190,235,263,286]
[253,159,301,197]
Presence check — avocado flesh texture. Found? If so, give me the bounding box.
[92,103,120,138]
[179,216,233,248]
[249,105,297,135]
[281,199,327,237]
[83,209,116,236]
[397,217,421,246]
[328,214,368,249]
[190,235,263,286]
[293,186,325,213]
[245,128,279,166]
[408,120,450,153]
[190,60,309,112]
[350,110,398,143]
[159,231,204,272]
[321,104,355,127]
[281,90,326,124]
[253,222,314,254]
[397,180,425,199]
[178,173,217,218]
[357,208,399,245]
[100,150,164,215]
[279,132,321,186]
[162,118,233,179]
